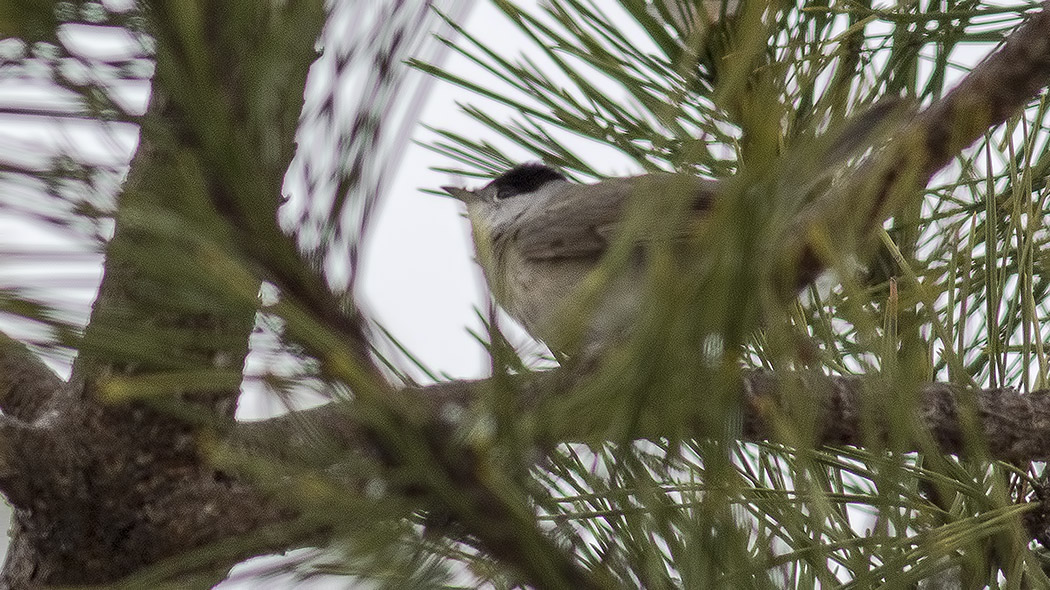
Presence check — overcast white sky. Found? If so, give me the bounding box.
[353,0,655,387]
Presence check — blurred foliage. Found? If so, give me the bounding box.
[416,0,1050,587]
[4,0,1050,588]
[0,1,147,364]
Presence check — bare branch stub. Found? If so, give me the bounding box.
[0,332,63,422]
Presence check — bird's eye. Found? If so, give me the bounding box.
[488,163,566,199]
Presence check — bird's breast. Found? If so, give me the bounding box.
[488,239,636,352]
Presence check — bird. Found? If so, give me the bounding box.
[442,101,909,355]
[443,164,721,354]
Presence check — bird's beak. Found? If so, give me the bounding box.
[442,186,479,204]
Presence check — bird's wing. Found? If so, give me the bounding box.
[513,100,910,262]
[517,173,720,260]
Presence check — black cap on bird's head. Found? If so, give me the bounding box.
[487,163,566,199]
[443,163,567,204]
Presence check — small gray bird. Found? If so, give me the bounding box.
[444,165,720,353]
[442,102,908,353]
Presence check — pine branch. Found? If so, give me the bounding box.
[792,1,1050,289]
[238,370,1050,467]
